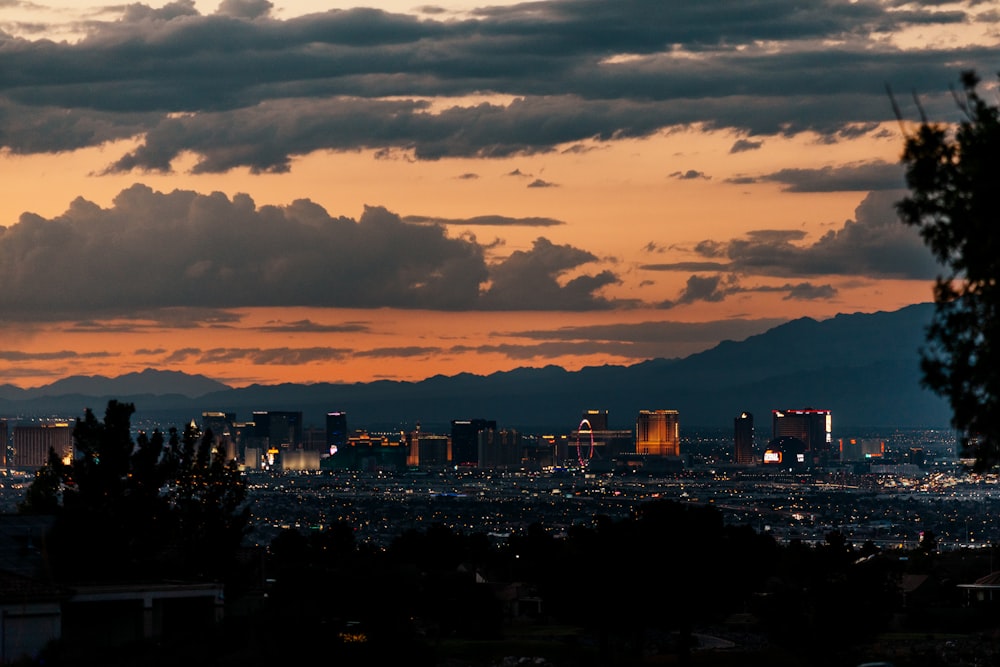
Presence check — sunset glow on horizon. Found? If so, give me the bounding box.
[0,0,991,389]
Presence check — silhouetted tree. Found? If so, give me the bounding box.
[23,400,248,582]
[18,448,65,514]
[897,70,1000,468]
[167,422,249,577]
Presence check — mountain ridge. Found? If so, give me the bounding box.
[0,304,950,431]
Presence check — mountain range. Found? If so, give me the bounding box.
[0,303,952,433]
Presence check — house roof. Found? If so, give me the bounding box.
[958,571,1000,589]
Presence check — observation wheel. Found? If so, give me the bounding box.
[575,418,595,467]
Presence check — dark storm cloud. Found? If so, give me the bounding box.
[0,0,991,169]
[404,214,565,227]
[643,191,937,280]
[760,160,905,192]
[0,184,619,319]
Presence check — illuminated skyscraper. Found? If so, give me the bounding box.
[636,410,680,457]
[252,410,303,449]
[734,411,755,464]
[201,411,236,460]
[408,432,449,468]
[772,409,831,454]
[839,437,885,462]
[12,422,72,469]
[450,418,496,466]
[582,409,609,431]
[326,411,348,455]
[478,428,522,469]
[0,419,7,468]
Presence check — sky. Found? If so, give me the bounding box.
[0,0,996,389]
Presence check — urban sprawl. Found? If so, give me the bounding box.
[3,407,991,555]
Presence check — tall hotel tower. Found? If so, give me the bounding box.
[451,418,496,466]
[734,411,755,464]
[772,409,832,453]
[326,411,348,455]
[636,410,680,456]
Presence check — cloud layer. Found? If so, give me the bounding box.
[0,0,993,172]
[0,184,616,318]
[642,190,938,306]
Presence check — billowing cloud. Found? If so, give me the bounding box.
[645,191,937,280]
[481,238,620,310]
[0,184,619,318]
[676,274,730,304]
[0,1,992,171]
[723,191,936,278]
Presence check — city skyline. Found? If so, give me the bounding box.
[1,0,995,389]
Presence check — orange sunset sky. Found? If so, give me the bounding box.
[0,0,997,389]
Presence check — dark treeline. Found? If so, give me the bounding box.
[38,499,934,666]
[245,508,998,666]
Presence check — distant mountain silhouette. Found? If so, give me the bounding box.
[0,304,951,432]
[0,369,230,401]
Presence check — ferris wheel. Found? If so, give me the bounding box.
[575,418,595,467]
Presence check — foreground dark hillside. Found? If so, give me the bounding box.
[33,499,1000,667]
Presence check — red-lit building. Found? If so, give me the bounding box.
[772,408,831,454]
